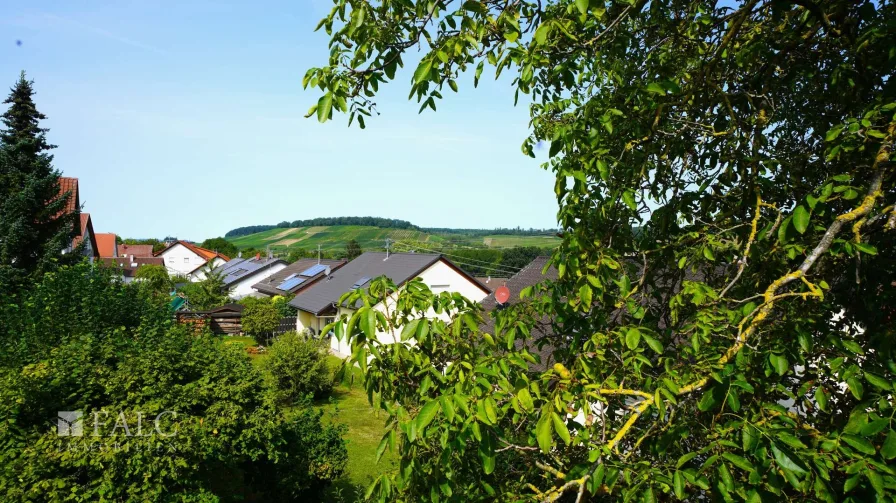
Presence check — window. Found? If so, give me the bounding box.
[184,257,189,263]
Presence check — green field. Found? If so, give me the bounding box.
[226,225,560,252]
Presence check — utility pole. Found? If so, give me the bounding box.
[317,244,321,265]
[385,238,392,259]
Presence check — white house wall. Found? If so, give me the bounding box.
[158,244,207,276]
[328,259,489,356]
[228,263,288,300]
[189,257,228,282]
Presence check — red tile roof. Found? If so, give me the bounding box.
[118,244,154,258]
[155,240,230,262]
[57,177,79,215]
[94,233,118,258]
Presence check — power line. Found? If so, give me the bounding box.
[392,242,522,276]
[393,240,525,271]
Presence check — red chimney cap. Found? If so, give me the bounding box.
[255,253,261,260]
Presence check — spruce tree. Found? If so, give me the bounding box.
[0,72,76,288]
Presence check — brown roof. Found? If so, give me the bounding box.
[118,244,154,258]
[155,240,231,262]
[94,233,118,258]
[252,258,347,296]
[72,213,100,258]
[98,257,164,277]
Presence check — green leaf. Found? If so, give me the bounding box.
[697,388,720,411]
[316,93,333,123]
[533,23,550,45]
[841,434,875,455]
[622,190,637,210]
[625,327,641,350]
[597,158,609,182]
[517,388,534,412]
[642,333,663,353]
[855,242,878,255]
[866,469,884,496]
[439,396,455,423]
[479,432,496,475]
[677,452,698,468]
[778,215,791,243]
[415,400,440,433]
[814,387,829,412]
[549,140,562,158]
[414,59,433,84]
[703,247,715,261]
[722,452,755,472]
[536,411,552,453]
[881,430,896,460]
[769,353,788,375]
[673,470,685,499]
[552,412,571,445]
[575,0,589,15]
[793,205,810,234]
[484,397,498,424]
[825,125,844,142]
[647,82,665,95]
[864,372,891,390]
[846,377,864,399]
[579,283,592,307]
[770,443,807,474]
[401,319,420,341]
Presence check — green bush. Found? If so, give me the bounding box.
[263,331,333,403]
[0,263,347,501]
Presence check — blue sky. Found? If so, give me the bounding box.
[0,0,557,240]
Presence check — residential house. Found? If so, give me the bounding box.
[289,252,490,355]
[154,240,230,277]
[480,256,559,370]
[94,233,119,258]
[207,254,288,299]
[251,258,347,298]
[57,177,99,261]
[98,256,165,283]
[71,213,100,261]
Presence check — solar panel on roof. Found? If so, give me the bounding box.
[352,276,371,289]
[277,276,306,291]
[299,264,328,277]
[280,273,298,282]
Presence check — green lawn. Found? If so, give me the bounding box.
[319,356,397,501]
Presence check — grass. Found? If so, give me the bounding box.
[319,356,397,500]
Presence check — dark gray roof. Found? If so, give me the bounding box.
[252,258,347,296]
[289,252,456,315]
[212,256,286,286]
[481,256,559,371]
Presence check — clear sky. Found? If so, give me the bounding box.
[0,0,557,241]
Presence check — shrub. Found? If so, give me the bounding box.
[263,331,333,402]
[242,297,281,343]
[0,263,347,501]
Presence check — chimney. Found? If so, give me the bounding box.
[255,253,261,260]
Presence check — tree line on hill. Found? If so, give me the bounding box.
[224,218,559,239]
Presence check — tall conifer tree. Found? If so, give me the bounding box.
[0,72,76,288]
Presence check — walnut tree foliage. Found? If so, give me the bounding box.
[310,0,896,501]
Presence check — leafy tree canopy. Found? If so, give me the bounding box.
[310,0,896,501]
[200,237,239,258]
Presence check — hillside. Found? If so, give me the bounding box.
[226,225,560,252]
